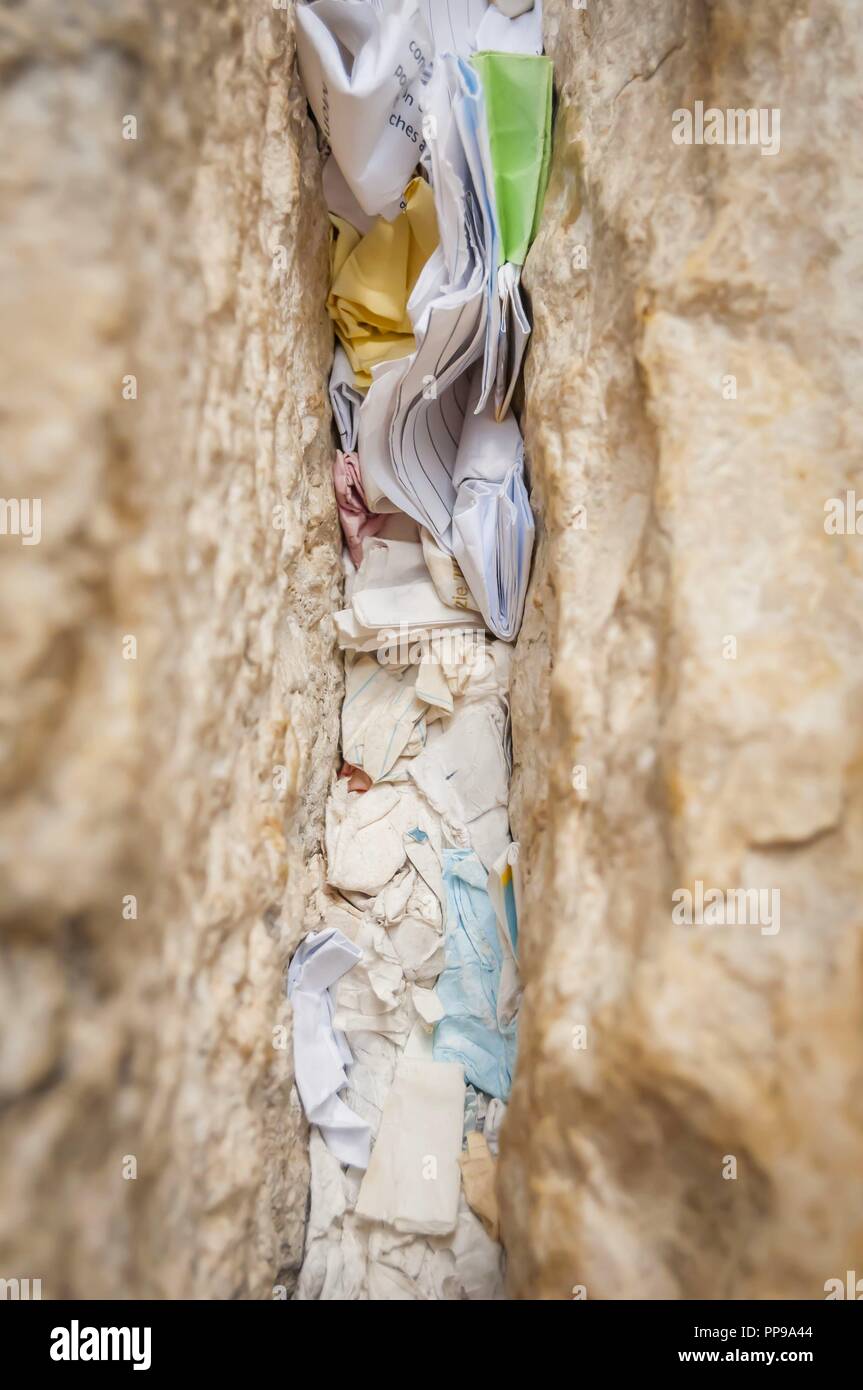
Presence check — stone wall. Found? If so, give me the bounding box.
[2,0,860,1302]
[503,0,863,1299]
[0,0,337,1299]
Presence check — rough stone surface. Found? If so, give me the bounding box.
[3,0,861,1303]
[0,0,337,1299]
[503,0,863,1299]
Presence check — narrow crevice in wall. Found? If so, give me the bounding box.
[288,1,556,1301]
[4,0,861,1307]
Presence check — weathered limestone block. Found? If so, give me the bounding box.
[503,0,863,1299]
[0,0,337,1299]
[4,0,859,1304]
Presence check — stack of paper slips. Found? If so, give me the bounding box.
[298,0,552,642]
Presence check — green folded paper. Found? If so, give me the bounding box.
[472,52,553,267]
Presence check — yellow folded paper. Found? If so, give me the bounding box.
[327,176,438,389]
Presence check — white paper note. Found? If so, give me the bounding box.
[295,0,433,220]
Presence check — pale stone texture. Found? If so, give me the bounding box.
[0,1,337,1298]
[503,0,863,1299]
[3,0,861,1303]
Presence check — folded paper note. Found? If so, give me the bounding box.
[471,52,553,266]
[434,848,518,1099]
[491,0,535,17]
[341,652,435,782]
[328,176,439,388]
[450,367,535,640]
[477,0,543,55]
[335,535,485,653]
[295,0,433,220]
[329,345,365,453]
[355,1053,465,1235]
[288,928,371,1168]
[418,0,489,59]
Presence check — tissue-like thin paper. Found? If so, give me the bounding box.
[433,849,518,1099]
